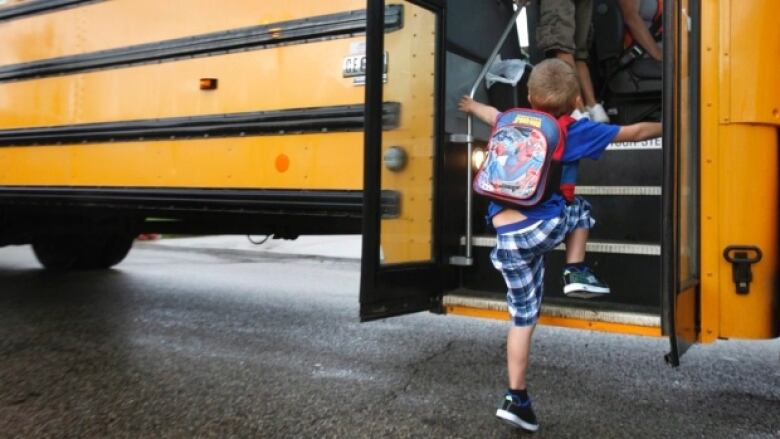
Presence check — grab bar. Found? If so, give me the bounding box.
[449,5,523,266]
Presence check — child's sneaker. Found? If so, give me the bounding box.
[496,393,539,431]
[570,108,590,120]
[587,103,610,123]
[562,266,610,298]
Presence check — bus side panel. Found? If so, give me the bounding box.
[715,125,779,339]
[0,134,364,189]
[704,0,780,339]
[724,0,780,126]
[0,2,370,190]
[0,38,366,129]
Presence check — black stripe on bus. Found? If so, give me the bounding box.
[0,5,403,82]
[0,102,400,147]
[0,187,401,219]
[0,0,101,21]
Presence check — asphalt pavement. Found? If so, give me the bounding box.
[0,238,778,438]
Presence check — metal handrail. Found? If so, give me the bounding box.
[451,5,523,266]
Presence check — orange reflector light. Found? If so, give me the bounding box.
[200,78,218,90]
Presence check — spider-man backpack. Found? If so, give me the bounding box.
[473,108,575,207]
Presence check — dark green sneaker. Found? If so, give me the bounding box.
[562,266,610,298]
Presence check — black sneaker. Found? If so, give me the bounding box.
[495,393,539,432]
[562,266,610,298]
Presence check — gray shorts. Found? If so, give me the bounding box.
[536,0,593,60]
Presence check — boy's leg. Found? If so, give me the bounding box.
[576,61,597,108]
[554,51,576,68]
[490,246,544,431]
[539,0,599,116]
[564,226,588,263]
[576,60,609,122]
[560,199,610,297]
[551,53,595,107]
[562,229,611,297]
[552,52,589,114]
[539,0,582,109]
[573,0,609,121]
[573,0,595,108]
[497,314,541,431]
[507,324,535,390]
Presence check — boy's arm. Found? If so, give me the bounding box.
[458,96,500,126]
[613,122,662,142]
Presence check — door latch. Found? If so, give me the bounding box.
[723,245,763,294]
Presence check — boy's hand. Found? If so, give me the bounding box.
[458,95,477,114]
[458,95,500,125]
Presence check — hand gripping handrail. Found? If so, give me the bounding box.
[449,5,523,266]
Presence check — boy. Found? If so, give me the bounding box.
[458,58,661,431]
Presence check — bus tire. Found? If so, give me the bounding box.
[90,233,134,269]
[32,233,134,270]
[31,235,81,270]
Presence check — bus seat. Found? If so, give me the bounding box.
[631,57,662,80]
[593,0,626,63]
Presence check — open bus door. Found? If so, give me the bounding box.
[360,0,445,321]
[662,0,700,366]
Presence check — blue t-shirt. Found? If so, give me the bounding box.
[486,118,620,227]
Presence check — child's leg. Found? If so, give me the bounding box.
[507,324,536,390]
[553,52,592,111]
[491,246,544,430]
[554,51,576,68]
[564,227,588,263]
[572,0,597,108]
[560,198,610,297]
[575,61,598,108]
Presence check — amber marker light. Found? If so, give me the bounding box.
[471,147,486,170]
[200,78,218,90]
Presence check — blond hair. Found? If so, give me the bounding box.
[527,58,580,117]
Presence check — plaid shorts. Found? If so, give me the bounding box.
[489,197,595,326]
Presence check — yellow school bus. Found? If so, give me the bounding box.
[0,0,777,364]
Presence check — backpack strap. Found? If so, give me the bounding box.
[554,115,576,202]
[552,115,575,160]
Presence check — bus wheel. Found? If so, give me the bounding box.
[31,235,81,270]
[32,233,134,270]
[88,233,134,269]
